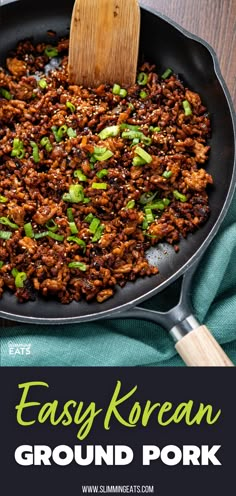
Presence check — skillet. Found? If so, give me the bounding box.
[0,0,235,365]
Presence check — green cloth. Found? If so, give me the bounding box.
[1,192,236,367]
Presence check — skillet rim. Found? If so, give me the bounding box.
[0,3,235,324]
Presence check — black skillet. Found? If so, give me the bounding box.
[0,0,235,365]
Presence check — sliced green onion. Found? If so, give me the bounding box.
[147,201,165,211]
[92,182,107,190]
[92,225,104,242]
[162,170,173,179]
[58,124,68,138]
[96,169,109,179]
[0,230,12,239]
[67,127,77,138]
[141,136,152,146]
[144,207,154,223]
[98,125,120,140]
[38,79,47,89]
[93,150,113,161]
[0,88,12,100]
[126,200,135,209]
[67,207,74,222]
[0,217,19,229]
[119,88,127,98]
[69,222,78,234]
[134,146,152,164]
[139,191,158,205]
[66,101,76,113]
[173,190,187,202]
[15,271,27,288]
[83,197,90,204]
[47,231,64,241]
[11,268,18,278]
[0,195,8,203]
[120,123,140,131]
[74,170,87,181]
[30,141,40,163]
[84,213,94,223]
[122,130,143,140]
[112,83,121,95]
[137,72,148,86]
[51,126,61,143]
[183,100,192,116]
[132,138,140,146]
[44,46,59,58]
[163,198,170,206]
[161,68,172,79]
[128,103,134,111]
[0,261,4,269]
[46,219,58,232]
[63,184,84,203]
[140,90,147,99]
[11,138,25,159]
[67,236,86,247]
[93,146,107,155]
[68,261,87,271]
[132,156,146,166]
[89,217,100,234]
[142,219,149,230]
[149,126,161,133]
[34,231,48,239]
[24,222,34,238]
[40,136,53,152]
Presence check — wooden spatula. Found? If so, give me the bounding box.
[68,0,140,88]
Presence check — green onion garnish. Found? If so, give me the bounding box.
[58,125,68,138]
[11,138,25,159]
[139,192,158,205]
[51,126,61,143]
[45,219,58,232]
[30,141,40,163]
[122,130,143,140]
[93,149,113,161]
[162,170,173,179]
[44,46,59,58]
[34,231,48,239]
[66,101,76,113]
[0,88,12,100]
[63,184,84,203]
[142,219,149,230]
[120,123,140,131]
[0,230,12,239]
[93,146,107,155]
[47,231,64,241]
[126,200,135,209]
[92,182,108,190]
[141,136,152,146]
[13,271,27,288]
[40,137,53,152]
[173,190,187,202]
[96,169,108,179]
[112,83,121,95]
[183,100,192,116]
[132,156,146,166]
[38,79,47,89]
[84,213,94,223]
[98,125,120,140]
[137,72,148,86]
[140,90,148,99]
[134,146,152,164]
[92,224,104,242]
[132,138,140,146]
[149,126,161,133]
[0,261,4,269]
[24,222,34,238]
[74,170,87,181]
[0,195,8,203]
[68,261,87,271]
[67,208,74,222]
[89,217,101,234]
[67,236,86,247]
[144,207,154,223]
[68,222,78,234]
[161,68,173,79]
[67,127,77,138]
[119,88,127,98]
[0,217,19,229]
[146,201,165,211]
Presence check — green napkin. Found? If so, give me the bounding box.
[1,190,236,367]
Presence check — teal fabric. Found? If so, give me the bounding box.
[1,192,236,367]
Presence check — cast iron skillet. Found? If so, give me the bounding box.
[0,0,235,365]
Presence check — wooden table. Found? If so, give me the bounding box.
[0,0,235,328]
[141,0,236,107]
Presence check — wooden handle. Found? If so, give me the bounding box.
[175,325,234,366]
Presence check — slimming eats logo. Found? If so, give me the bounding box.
[8,341,31,356]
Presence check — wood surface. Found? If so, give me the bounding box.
[175,325,234,366]
[0,0,235,329]
[69,0,140,87]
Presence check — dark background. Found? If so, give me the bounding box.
[0,368,235,495]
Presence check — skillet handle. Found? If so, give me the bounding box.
[175,325,234,366]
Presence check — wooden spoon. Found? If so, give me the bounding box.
[68,0,140,88]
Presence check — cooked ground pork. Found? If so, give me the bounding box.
[0,38,212,303]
